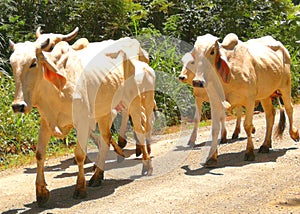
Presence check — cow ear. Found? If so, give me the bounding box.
[41,56,67,91]
[123,57,135,79]
[139,48,149,64]
[9,40,15,50]
[215,42,231,83]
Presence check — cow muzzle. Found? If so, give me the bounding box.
[12,101,27,113]
[178,75,187,82]
[192,80,206,88]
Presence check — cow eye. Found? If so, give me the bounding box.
[210,49,215,55]
[29,60,37,68]
[191,61,195,65]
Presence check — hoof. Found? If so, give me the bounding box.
[220,138,227,144]
[142,159,153,176]
[136,146,142,157]
[88,172,104,187]
[204,158,218,168]
[258,145,270,153]
[36,188,50,207]
[244,151,255,161]
[231,133,239,140]
[187,140,196,147]
[73,189,87,199]
[118,136,127,148]
[291,129,299,142]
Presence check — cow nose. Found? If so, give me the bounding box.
[178,75,187,81]
[192,80,206,88]
[12,102,27,113]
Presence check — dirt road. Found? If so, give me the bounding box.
[1,106,300,214]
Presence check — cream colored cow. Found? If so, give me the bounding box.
[191,33,299,166]
[9,37,153,206]
[36,27,155,158]
[178,52,250,145]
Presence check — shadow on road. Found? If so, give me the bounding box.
[181,147,298,176]
[2,178,132,214]
[23,149,143,177]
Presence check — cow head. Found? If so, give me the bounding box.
[192,34,231,88]
[35,39,69,91]
[35,26,79,51]
[9,40,48,114]
[178,52,196,84]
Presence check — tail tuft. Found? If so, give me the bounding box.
[274,108,286,139]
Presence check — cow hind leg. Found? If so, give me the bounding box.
[232,106,242,140]
[258,98,275,153]
[130,98,153,176]
[89,115,113,187]
[118,111,129,148]
[73,143,87,199]
[243,102,256,161]
[280,92,299,142]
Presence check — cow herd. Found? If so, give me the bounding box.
[8,27,299,206]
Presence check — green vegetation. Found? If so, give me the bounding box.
[0,0,300,168]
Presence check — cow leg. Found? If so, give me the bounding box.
[188,96,202,145]
[280,91,299,141]
[143,92,156,155]
[258,98,275,153]
[244,102,256,161]
[89,115,112,187]
[220,114,227,144]
[204,100,224,168]
[118,111,129,148]
[73,143,87,199]
[35,119,51,206]
[205,115,221,168]
[130,97,153,176]
[232,106,242,140]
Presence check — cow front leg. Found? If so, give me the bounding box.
[258,98,275,153]
[35,119,51,206]
[188,96,203,145]
[204,113,222,168]
[73,143,87,199]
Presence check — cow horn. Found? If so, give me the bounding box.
[62,27,79,41]
[36,26,42,38]
[9,39,15,50]
[41,38,50,50]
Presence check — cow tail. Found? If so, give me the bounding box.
[274,97,286,139]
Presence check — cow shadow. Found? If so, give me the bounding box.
[173,136,247,152]
[182,147,298,176]
[24,149,143,179]
[2,178,132,214]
